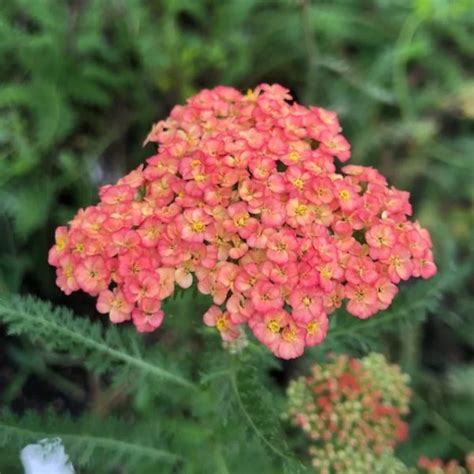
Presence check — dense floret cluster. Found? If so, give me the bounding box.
[418,454,474,474]
[49,84,436,358]
[285,353,411,472]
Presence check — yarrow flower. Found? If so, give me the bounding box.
[418,454,474,474]
[49,84,437,359]
[285,353,411,473]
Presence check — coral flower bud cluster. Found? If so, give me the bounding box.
[49,83,436,358]
[285,353,411,472]
[418,454,474,474]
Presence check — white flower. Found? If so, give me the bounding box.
[20,438,75,474]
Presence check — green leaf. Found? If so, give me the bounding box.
[230,356,305,472]
[0,293,195,389]
[0,410,181,471]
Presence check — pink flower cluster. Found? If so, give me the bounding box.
[418,454,474,474]
[48,84,436,359]
[285,353,412,472]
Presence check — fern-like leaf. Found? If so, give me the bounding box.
[0,293,195,389]
[230,355,305,473]
[0,410,181,471]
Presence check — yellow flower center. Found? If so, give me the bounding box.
[110,298,123,310]
[216,317,228,332]
[64,265,73,278]
[288,151,300,162]
[236,215,249,227]
[339,190,350,201]
[390,256,401,267]
[295,204,308,216]
[292,178,304,190]
[302,296,312,307]
[56,238,67,251]
[306,321,319,335]
[355,290,366,302]
[267,320,281,333]
[74,243,85,254]
[146,227,158,239]
[245,89,257,101]
[321,267,332,279]
[282,327,296,342]
[113,194,125,203]
[191,221,205,233]
[194,173,207,183]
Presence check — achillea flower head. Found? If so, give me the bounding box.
[285,353,411,471]
[418,454,474,474]
[309,446,413,474]
[360,352,411,415]
[49,84,436,359]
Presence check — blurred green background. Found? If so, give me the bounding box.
[0,0,473,471]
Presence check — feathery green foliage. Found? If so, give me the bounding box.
[230,353,302,470]
[0,294,194,389]
[0,410,180,472]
